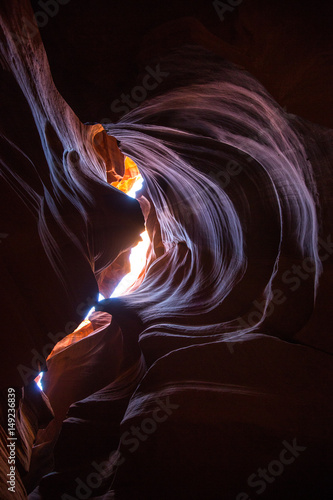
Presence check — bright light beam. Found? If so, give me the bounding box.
[111,175,149,297]
[85,292,105,319]
[126,176,143,198]
[36,372,43,391]
[111,229,149,297]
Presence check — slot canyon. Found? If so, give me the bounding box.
[0,0,332,498]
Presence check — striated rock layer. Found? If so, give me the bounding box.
[0,1,332,499]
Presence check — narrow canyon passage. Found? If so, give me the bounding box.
[0,1,332,499]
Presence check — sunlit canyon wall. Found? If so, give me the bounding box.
[0,1,333,499]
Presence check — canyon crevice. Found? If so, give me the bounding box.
[0,1,332,499]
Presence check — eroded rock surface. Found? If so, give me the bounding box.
[0,1,333,499]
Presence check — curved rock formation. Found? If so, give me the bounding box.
[0,1,332,499]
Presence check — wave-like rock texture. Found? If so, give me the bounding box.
[97,46,333,500]
[0,0,144,389]
[0,1,332,499]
